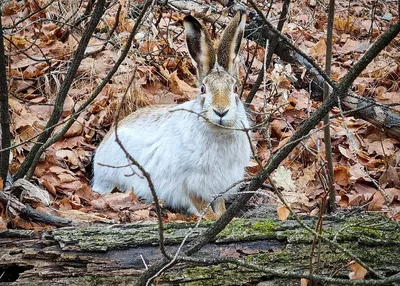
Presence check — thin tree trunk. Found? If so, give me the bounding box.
[324,0,336,214]
[0,11,11,185]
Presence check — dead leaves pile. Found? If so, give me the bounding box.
[246,1,400,220]
[0,0,399,232]
[1,1,196,229]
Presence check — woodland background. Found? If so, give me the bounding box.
[0,0,399,285]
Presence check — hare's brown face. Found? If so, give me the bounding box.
[200,71,239,127]
[184,11,246,128]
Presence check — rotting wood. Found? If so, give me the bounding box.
[0,212,399,285]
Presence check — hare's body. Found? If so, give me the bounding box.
[92,12,250,219]
[92,98,250,214]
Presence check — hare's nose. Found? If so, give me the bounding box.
[213,108,229,118]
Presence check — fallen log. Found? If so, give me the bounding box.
[0,212,399,285]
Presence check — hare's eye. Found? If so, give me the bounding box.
[200,84,206,94]
[233,84,238,93]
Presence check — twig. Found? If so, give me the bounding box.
[244,0,290,107]
[0,191,71,227]
[84,4,122,58]
[112,67,169,260]
[20,204,71,227]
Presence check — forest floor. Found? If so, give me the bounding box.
[0,0,399,231]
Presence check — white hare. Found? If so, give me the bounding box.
[92,12,251,219]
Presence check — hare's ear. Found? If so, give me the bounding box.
[183,15,216,80]
[217,11,246,75]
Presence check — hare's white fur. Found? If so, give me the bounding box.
[92,95,250,214]
[92,12,251,215]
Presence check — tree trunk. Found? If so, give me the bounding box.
[1,212,399,285]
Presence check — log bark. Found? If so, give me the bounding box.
[0,212,399,285]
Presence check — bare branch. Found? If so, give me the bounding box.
[13,0,108,180]
[112,67,169,259]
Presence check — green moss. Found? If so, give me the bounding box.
[217,218,277,242]
[253,219,277,233]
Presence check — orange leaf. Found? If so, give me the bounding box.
[310,39,326,61]
[277,205,290,221]
[334,166,350,186]
[348,261,367,280]
[300,278,310,286]
[367,192,385,211]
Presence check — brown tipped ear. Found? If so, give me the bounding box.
[216,11,246,75]
[183,15,216,81]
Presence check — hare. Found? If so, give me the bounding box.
[92,11,251,219]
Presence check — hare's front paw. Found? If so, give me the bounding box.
[190,195,226,220]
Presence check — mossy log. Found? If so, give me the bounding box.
[0,212,399,285]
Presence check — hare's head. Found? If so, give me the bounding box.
[183,12,246,128]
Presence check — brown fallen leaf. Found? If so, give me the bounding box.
[349,163,371,182]
[297,165,316,190]
[334,166,350,186]
[348,260,367,280]
[63,121,83,138]
[246,160,262,176]
[271,119,287,138]
[56,149,80,169]
[368,188,400,211]
[366,138,395,157]
[300,278,310,286]
[0,216,7,230]
[310,38,326,61]
[277,205,291,221]
[91,191,142,212]
[338,145,354,159]
[168,70,197,101]
[271,166,296,191]
[379,166,400,188]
